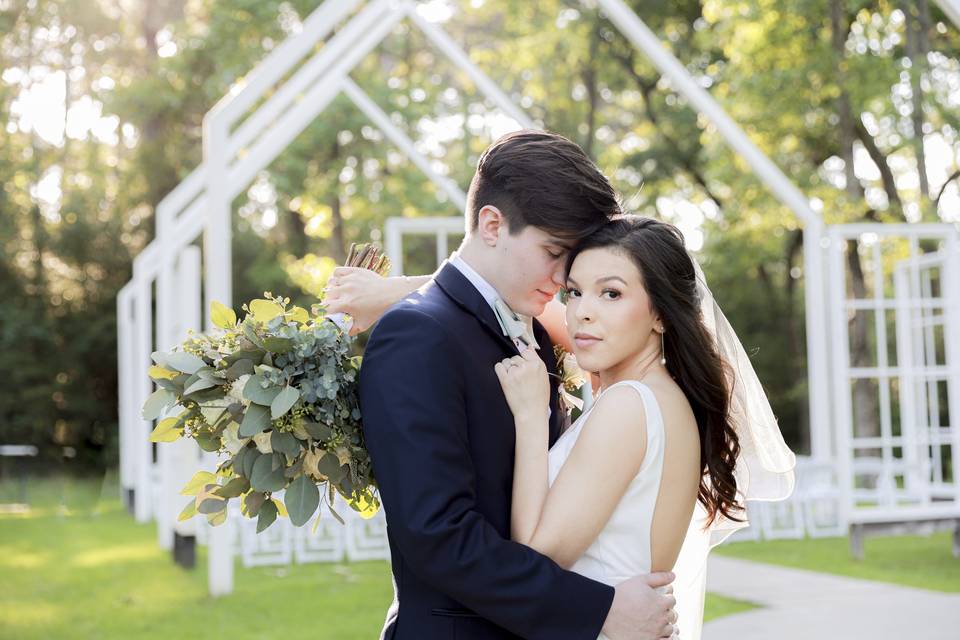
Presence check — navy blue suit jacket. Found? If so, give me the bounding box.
[359,262,614,640]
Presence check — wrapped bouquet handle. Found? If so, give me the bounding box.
[326,243,392,333]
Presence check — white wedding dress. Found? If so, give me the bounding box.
[548,379,684,640]
[541,259,798,640]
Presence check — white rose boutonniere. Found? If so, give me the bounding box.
[553,344,585,415]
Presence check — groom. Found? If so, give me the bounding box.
[359,131,676,640]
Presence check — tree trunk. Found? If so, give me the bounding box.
[328,139,346,264]
[23,6,47,300]
[286,204,309,257]
[784,230,809,452]
[832,0,879,441]
[904,0,931,209]
[582,20,600,159]
[854,120,904,218]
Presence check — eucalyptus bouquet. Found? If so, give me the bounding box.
[143,244,390,533]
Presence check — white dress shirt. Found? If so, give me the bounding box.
[449,252,538,353]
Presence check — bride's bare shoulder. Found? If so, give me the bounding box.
[644,376,699,440]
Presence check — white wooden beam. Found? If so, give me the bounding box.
[933,0,960,31]
[226,0,392,159]
[407,6,534,129]
[212,0,364,128]
[342,77,467,211]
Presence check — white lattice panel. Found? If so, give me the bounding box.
[294,509,348,564]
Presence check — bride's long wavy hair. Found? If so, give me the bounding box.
[566,216,743,526]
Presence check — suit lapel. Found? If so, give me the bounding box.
[434,262,565,443]
[532,319,564,446]
[434,262,520,355]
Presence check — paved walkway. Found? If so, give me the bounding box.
[703,556,960,639]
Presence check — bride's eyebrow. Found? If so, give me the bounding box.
[565,275,628,287]
[596,276,628,286]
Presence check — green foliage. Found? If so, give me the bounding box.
[3,0,958,468]
[147,294,378,531]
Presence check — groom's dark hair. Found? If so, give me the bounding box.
[465,130,620,238]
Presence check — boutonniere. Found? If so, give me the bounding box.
[553,344,586,414]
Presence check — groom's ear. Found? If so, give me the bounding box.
[476,205,506,247]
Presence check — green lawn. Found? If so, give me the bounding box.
[715,531,960,593]
[1,473,752,638]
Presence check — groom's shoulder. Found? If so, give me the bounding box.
[371,279,458,338]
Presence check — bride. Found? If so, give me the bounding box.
[326,215,795,639]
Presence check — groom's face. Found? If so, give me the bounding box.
[491,220,574,317]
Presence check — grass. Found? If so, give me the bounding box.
[715,532,960,593]
[702,593,757,620]
[21,473,926,637]
[1,473,393,639]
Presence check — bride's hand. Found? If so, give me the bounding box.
[322,267,404,335]
[494,348,551,426]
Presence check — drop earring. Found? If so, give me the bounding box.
[659,330,666,365]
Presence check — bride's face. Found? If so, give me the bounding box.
[564,247,662,375]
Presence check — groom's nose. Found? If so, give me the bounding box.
[550,263,566,288]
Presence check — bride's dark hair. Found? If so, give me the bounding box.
[565,216,743,526]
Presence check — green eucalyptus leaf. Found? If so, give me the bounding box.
[224,348,265,366]
[188,387,227,403]
[304,422,334,441]
[241,448,261,479]
[270,386,300,419]
[256,498,278,532]
[195,432,221,452]
[243,374,282,406]
[195,367,223,381]
[198,497,227,514]
[284,474,320,527]
[262,336,294,353]
[224,358,255,381]
[231,447,249,477]
[271,431,301,459]
[165,351,207,375]
[238,403,271,437]
[227,402,245,423]
[207,509,227,527]
[153,377,179,392]
[184,377,217,396]
[317,452,345,482]
[250,452,286,492]
[177,499,198,522]
[243,490,267,518]
[215,476,250,499]
[284,455,304,478]
[141,389,175,420]
[242,323,265,348]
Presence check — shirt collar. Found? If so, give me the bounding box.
[449,251,501,314]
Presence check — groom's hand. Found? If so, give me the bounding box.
[602,572,678,640]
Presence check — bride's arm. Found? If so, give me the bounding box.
[326,265,576,346]
[496,351,647,568]
[323,267,430,335]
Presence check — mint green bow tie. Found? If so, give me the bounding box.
[493,298,538,350]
